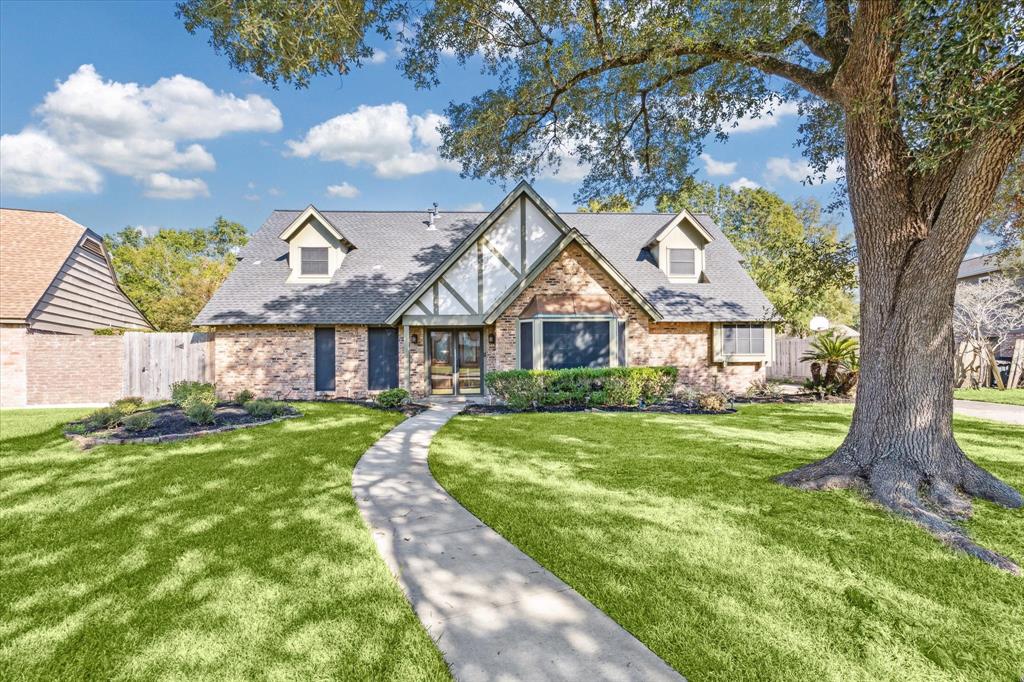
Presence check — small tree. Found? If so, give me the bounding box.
[952,276,1024,388]
[801,331,859,395]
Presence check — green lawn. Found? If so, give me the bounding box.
[430,404,1024,682]
[954,387,1024,406]
[1,404,449,681]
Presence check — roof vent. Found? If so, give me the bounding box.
[427,202,440,230]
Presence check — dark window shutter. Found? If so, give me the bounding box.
[519,322,533,370]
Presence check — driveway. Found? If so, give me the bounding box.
[953,400,1024,426]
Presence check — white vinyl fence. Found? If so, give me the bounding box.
[123,332,215,400]
[767,336,814,381]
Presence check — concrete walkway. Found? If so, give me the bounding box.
[352,404,683,682]
[953,399,1024,426]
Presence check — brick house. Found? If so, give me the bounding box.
[0,209,152,407]
[195,182,774,399]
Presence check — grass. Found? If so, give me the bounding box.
[0,404,450,681]
[430,404,1024,682]
[954,387,1024,406]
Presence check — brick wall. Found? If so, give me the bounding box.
[214,324,372,399]
[492,243,764,393]
[26,333,123,405]
[399,329,428,397]
[1,324,28,407]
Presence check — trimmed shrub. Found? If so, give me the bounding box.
[235,389,255,405]
[375,388,409,408]
[243,399,289,420]
[86,406,124,430]
[185,401,216,425]
[746,379,783,400]
[697,391,729,412]
[123,411,156,432]
[485,366,677,410]
[171,381,217,411]
[113,396,145,415]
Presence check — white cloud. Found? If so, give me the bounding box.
[537,140,591,183]
[267,186,282,196]
[326,182,360,198]
[0,64,281,197]
[765,156,844,184]
[728,101,800,133]
[0,129,102,195]
[286,102,458,178]
[699,152,737,176]
[369,49,388,64]
[244,193,261,201]
[142,172,209,199]
[457,202,486,211]
[729,177,760,190]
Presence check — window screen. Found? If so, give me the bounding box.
[301,247,329,275]
[519,321,533,369]
[723,324,765,355]
[542,321,610,370]
[668,248,696,276]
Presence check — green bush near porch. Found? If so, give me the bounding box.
[485,366,677,410]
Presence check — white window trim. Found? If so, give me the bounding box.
[712,323,773,364]
[517,315,621,370]
[667,247,697,278]
[300,246,331,277]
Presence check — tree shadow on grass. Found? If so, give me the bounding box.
[0,404,450,682]
[428,405,1024,681]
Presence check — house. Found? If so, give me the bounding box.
[0,208,152,407]
[957,254,1002,284]
[195,182,774,399]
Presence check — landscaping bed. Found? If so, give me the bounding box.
[65,402,300,446]
[463,399,737,416]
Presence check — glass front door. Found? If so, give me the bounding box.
[428,329,482,395]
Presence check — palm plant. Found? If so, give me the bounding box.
[802,331,859,386]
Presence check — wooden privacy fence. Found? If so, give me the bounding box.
[767,336,813,381]
[123,332,215,400]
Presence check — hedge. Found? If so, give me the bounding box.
[485,366,678,410]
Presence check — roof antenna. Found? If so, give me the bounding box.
[427,202,440,230]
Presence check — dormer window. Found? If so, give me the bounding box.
[301,247,329,276]
[668,248,696,277]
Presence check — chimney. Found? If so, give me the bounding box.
[427,202,440,230]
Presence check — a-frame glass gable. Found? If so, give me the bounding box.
[397,184,567,324]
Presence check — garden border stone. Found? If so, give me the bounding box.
[66,412,302,449]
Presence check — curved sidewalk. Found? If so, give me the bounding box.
[352,403,683,682]
[953,399,1024,426]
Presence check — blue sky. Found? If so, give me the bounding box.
[1,0,857,239]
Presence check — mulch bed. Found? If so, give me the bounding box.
[66,403,301,448]
[328,397,429,417]
[461,400,737,416]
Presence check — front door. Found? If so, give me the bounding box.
[428,329,483,395]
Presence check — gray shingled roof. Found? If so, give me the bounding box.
[957,254,1001,279]
[194,209,773,326]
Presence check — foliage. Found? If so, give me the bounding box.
[105,217,247,331]
[697,392,729,412]
[485,367,678,410]
[122,411,157,433]
[93,327,151,336]
[234,389,256,405]
[430,405,1024,680]
[801,331,860,397]
[375,388,410,408]
[85,406,124,431]
[113,396,145,415]
[658,182,857,333]
[184,401,216,425]
[746,379,783,400]
[952,276,1024,388]
[980,153,1023,260]
[1,404,447,680]
[170,381,217,410]
[576,194,634,213]
[243,399,290,420]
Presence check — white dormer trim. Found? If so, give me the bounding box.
[647,209,715,247]
[280,205,352,283]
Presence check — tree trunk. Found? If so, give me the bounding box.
[777,19,1024,572]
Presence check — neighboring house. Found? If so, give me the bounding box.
[956,254,1002,284]
[195,182,774,399]
[0,208,152,407]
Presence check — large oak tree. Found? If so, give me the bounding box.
[180,0,1024,571]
